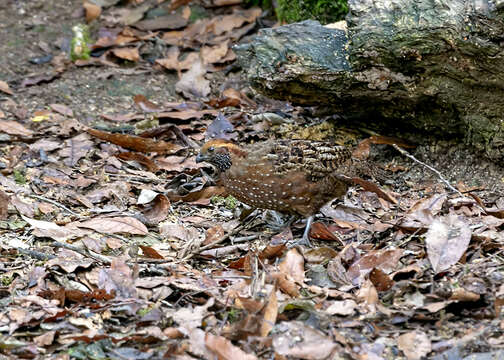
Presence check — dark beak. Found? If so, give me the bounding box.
[195,153,207,163]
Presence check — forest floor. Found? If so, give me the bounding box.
[0,0,504,359]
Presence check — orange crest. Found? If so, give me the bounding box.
[201,139,247,157]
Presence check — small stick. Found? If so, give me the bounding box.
[181,222,248,262]
[392,144,463,197]
[51,242,111,264]
[16,248,56,261]
[29,194,79,216]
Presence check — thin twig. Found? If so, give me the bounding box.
[200,243,250,257]
[181,222,248,262]
[28,194,79,216]
[392,144,463,196]
[51,242,111,264]
[232,234,259,243]
[16,248,56,261]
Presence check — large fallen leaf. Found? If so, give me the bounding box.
[425,215,471,273]
[58,133,94,166]
[83,1,101,22]
[278,248,305,283]
[347,248,404,285]
[111,47,140,62]
[273,321,339,359]
[0,80,13,95]
[98,258,137,299]
[175,59,211,99]
[23,216,89,241]
[0,120,33,136]
[87,127,181,154]
[78,216,148,235]
[205,332,257,360]
[397,331,432,360]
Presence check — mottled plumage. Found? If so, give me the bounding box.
[196,139,355,245]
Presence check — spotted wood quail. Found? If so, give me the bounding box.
[196,139,355,246]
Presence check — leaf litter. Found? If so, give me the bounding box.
[0,0,503,359]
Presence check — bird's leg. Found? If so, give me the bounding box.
[290,216,313,247]
[263,210,293,231]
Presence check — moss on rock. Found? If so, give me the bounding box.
[276,0,348,24]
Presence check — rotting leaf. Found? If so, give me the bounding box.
[20,72,61,87]
[347,248,404,286]
[351,177,398,204]
[324,299,357,316]
[425,215,471,273]
[205,112,235,140]
[98,257,137,299]
[59,133,94,166]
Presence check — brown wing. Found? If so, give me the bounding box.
[260,139,352,181]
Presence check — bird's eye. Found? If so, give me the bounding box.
[208,146,215,152]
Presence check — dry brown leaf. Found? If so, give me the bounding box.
[347,248,404,285]
[175,59,211,99]
[0,191,9,220]
[133,94,162,112]
[160,222,199,241]
[369,268,394,292]
[111,47,140,62]
[425,215,471,273]
[78,216,148,235]
[0,120,33,136]
[87,127,181,154]
[324,300,357,316]
[309,222,341,242]
[0,80,13,95]
[98,258,137,298]
[260,286,277,337]
[143,194,170,224]
[34,330,56,346]
[278,248,305,283]
[201,41,229,64]
[10,195,35,218]
[139,245,164,259]
[203,225,225,246]
[356,279,378,308]
[397,331,432,360]
[205,332,257,360]
[272,321,339,359]
[83,1,101,23]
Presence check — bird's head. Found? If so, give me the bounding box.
[196,139,246,172]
